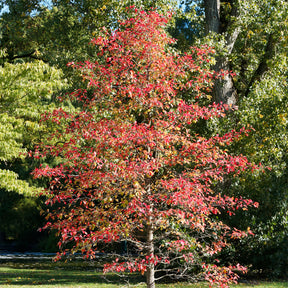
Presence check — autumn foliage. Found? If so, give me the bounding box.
[33,8,258,288]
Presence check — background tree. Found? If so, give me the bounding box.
[0,59,69,248]
[33,9,258,288]
[176,0,288,276]
[0,59,67,194]
[177,0,287,105]
[0,0,176,70]
[209,70,288,277]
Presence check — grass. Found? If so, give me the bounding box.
[0,260,287,288]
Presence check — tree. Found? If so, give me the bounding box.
[0,59,68,248]
[176,1,288,276]
[208,69,288,277]
[33,9,258,287]
[0,60,67,195]
[0,0,177,70]
[179,0,287,105]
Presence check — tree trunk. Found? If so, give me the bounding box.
[204,0,240,106]
[204,0,220,34]
[146,222,155,288]
[213,57,238,106]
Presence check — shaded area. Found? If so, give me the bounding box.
[0,190,44,252]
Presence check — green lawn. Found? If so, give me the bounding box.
[0,261,287,288]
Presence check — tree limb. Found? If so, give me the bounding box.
[244,33,278,97]
[9,50,48,62]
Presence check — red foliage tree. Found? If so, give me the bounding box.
[33,8,258,288]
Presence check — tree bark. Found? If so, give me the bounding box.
[213,57,237,106]
[146,221,155,288]
[204,0,240,106]
[204,0,220,34]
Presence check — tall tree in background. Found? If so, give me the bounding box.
[0,59,69,248]
[0,60,67,194]
[203,0,239,105]
[0,0,176,70]
[178,0,288,276]
[33,9,258,287]
[178,0,287,105]
[169,0,288,277]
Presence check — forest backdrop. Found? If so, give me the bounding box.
[0,0,287,279]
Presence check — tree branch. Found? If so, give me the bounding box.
[10,50,48,62]
[244,33,278,97]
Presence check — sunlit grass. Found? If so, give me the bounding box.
[0,261,287,287]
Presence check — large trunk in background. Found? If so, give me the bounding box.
[204,0,220,34]
[204,0,240,106]
[213,57,238,106]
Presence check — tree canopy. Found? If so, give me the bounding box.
[33,9,259,288]
[0,60,67,195]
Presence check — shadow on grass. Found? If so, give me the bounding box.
[0,260,145,286]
